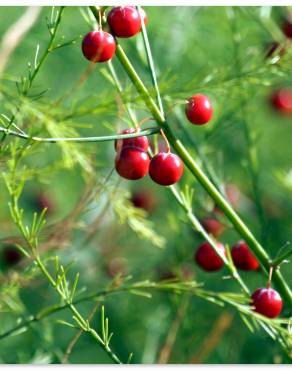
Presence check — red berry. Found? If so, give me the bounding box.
[195,242,226,272]
[201,217,225,238]
[149,152,183,186]
[2,245,22,266]
[35,193,54,215]
[115,128,149,152]
[231,240,259,271]
[82,31,116,62]
[131,189,157,212]
[185,94,213,125]
[107,6,147,38]
[282,18,292,38]
[251,288,283,318]
[115,147,150,180]
[271,89,292,115]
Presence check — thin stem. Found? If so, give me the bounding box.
[25,7,65,94]
[138,6,164,115]
[107,60,138,125]
[229,8,267,244]
[7,163,123,364]
[1,278,289,345]
[0,126,160,143]
[0,6,65,144]
[160,129,170,154]
[173,108,223,192]
[272,247,292,268]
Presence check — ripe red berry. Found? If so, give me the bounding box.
[271,88,292,115]
[231,240,259,271]
[282,18,292,38]
[115,147,150,180]
[115,128,149,152]
[82,31,116,62]
[2,245,22,267]
[185,94,213,125]
[131,189,157,213]
[201,217,225,238]
[195,242,226,272]
[251,288,283,318]
[107,6,147,38]
[149,152,183,186]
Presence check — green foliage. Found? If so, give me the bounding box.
[0,5,291,365]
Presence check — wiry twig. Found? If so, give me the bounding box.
[189,312,234,363]
[0,125,160,143]
[158,294,190,364]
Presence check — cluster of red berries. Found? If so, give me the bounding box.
[82,6,148,63]
[114,128,184,186]
[113,93,213,184]
[81,7,284,320]
[194,240,282,318]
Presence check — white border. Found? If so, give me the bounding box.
[0,1,291,6]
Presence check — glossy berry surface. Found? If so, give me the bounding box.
[282,18,292,38]
[115,147,150,180]
[202,217,225,238]
[251,288,283,318]
[82,31,116,62]
[195,242,226,272]
[271,89,292,115]
[231,240,259,271]
[107,6,147,38]
[185,94,213,125]
[149,152,183,186]
[115,128,149,152]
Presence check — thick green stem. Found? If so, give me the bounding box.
[113,44,292,308]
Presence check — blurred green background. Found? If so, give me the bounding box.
[0,6,291,364]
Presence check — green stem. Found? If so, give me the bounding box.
[8,177,123,364]
[0,281,222,342]
[229,7,267,244]
[138,6,164,115]
[113,43,292,309]
[272,247,292,267]
[107,61,138,125]
[25,6,65,94]
[0,126,160,143]
[1,6,65,144]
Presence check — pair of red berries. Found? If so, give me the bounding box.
[114,128,184,186]
[195,240,259,272]
[194,242,282,318]
[82,6,147,63]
